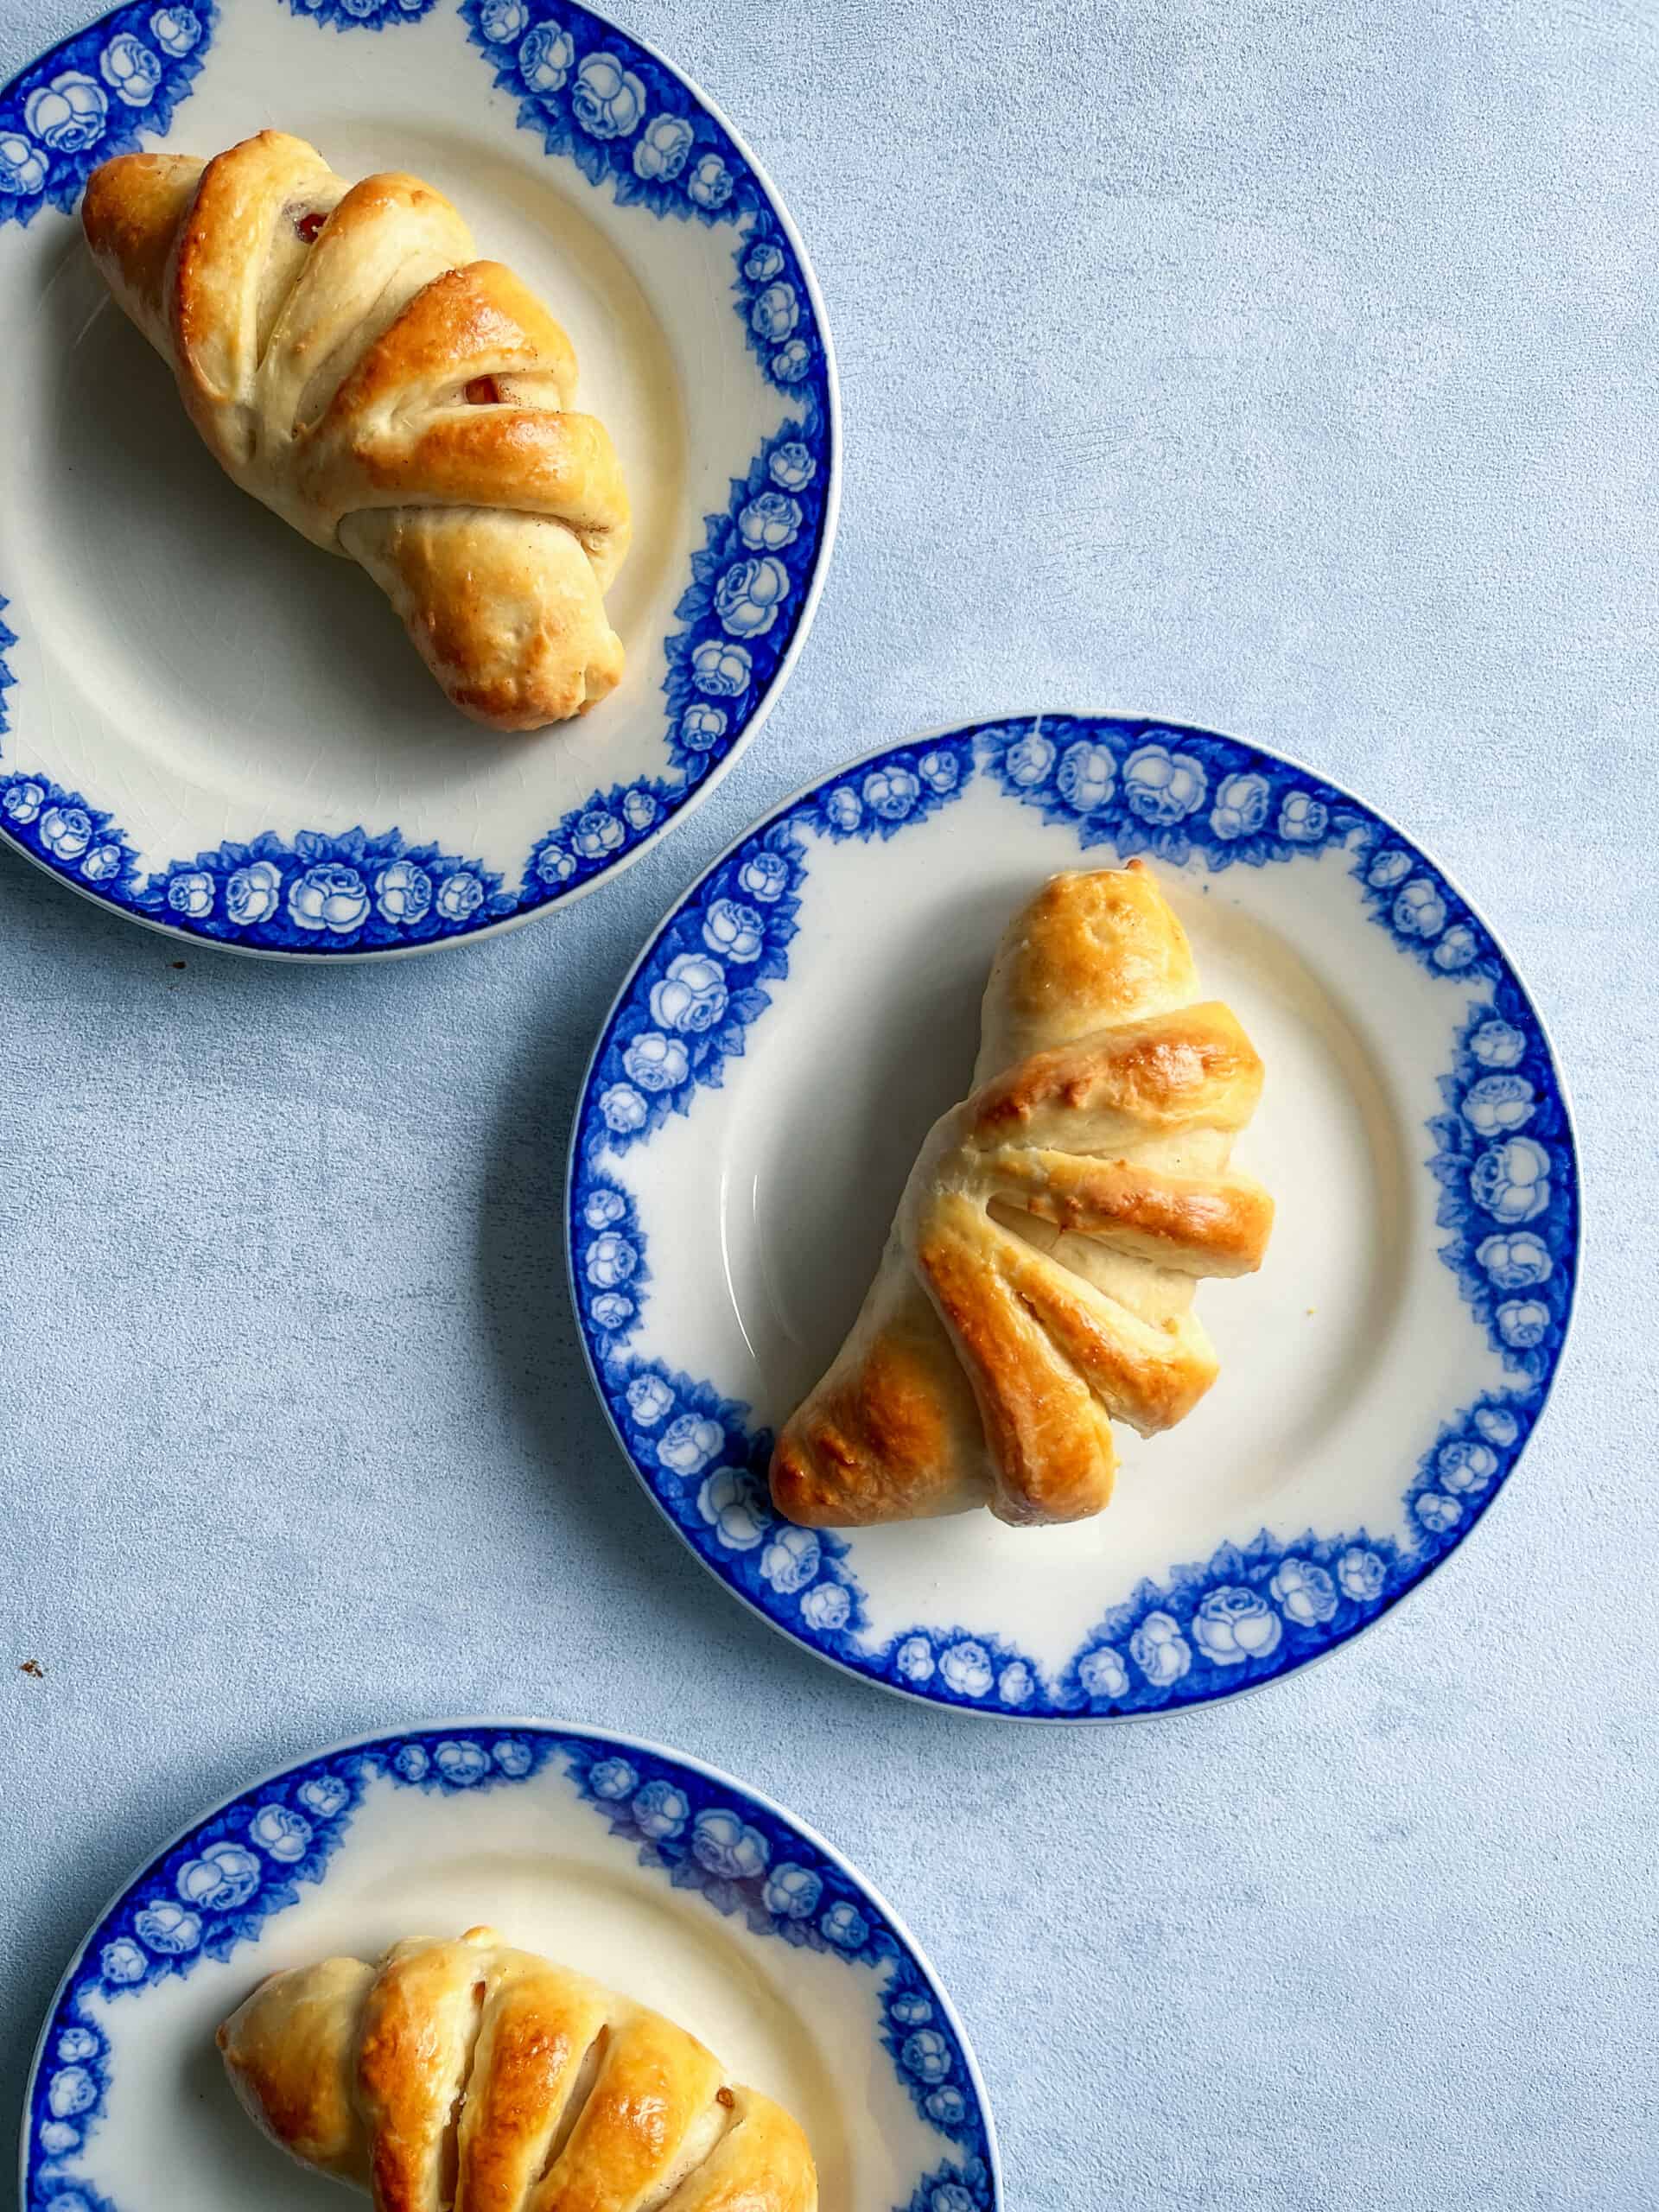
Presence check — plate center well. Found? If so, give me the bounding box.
[74,1782,866,2211]
[620,786,1488,1675]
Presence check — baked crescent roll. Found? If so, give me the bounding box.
[81,130,630,729]
[770,861,1273,1528]
[217,1925,817,2212]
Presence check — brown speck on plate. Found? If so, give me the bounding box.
[19,1658,45,1678]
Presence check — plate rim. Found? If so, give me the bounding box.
[565,709,1582,1723]
[17,1712,1003,2208]
[0,0,842,962]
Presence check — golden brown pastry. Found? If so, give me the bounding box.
[771,861,1273,1528]
[81,131,630,729]
[218,1925,817,2212]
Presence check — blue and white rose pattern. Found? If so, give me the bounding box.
[573,734,972,1179]
[279,0,439,30]
[609,422,830,795]
[556,1743,989,2180]
[572,716,1577,1716]
[1428,995,1573,1383]
[24,1729,992,2212]
[461,0,829,396]
[0,6,831,947]
[0,795,523,952]
[0,1,213,229]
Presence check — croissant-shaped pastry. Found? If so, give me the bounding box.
[218,1925,817,2212]
[771,861,1274,1528]
[81,130,630,730]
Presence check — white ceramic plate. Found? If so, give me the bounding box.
[20,1721,998,2212]
[569,715,1579,1719]
[0,0,836,957]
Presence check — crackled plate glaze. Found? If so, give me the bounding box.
[569,715,1579,1719]
[20,1721,997,2212]
[0,0,835,956]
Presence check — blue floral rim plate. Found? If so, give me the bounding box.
[0,0,836,956]
[568,715,1579,1719]
[20,1719,1000,2212]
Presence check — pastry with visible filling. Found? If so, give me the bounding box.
[82,131,629,729]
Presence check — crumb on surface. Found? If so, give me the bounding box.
[19,1659,44,1678]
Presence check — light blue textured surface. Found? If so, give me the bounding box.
[2,3,1655,2205]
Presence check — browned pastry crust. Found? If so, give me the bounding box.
[217,1926,817,2212]
[770,861,1274,1529]
[81,132,629,730]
